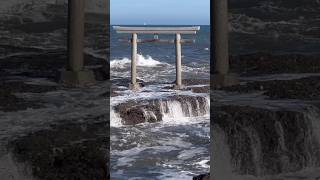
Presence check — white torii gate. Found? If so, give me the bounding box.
[114,26,200,90]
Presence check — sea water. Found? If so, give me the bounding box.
[110,25,210,179]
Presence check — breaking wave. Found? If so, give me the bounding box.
[110,54,167,69]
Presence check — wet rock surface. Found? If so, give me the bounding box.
[115,100,162,125]
[8,116,109,180]
[206,52,320,178]
[223,76,320,100]
[193,173,210,180]
[114,95,209,125]
[212,104,320,176]
[230,53,320,76]
[0,49,109,82]
[192,174,210,180]
[190,86,210,94]
[0,88,42,112]
[0,80,59,111]
[182,79,210,86]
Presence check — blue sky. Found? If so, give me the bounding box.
[111,0,210,25]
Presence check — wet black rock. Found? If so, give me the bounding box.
[0,50,109,82]
[230,53,320,76]
[0,81,58,93]
[213,105,320,176]
[166,95,209,116]
[193,173,210,180]
[0,80,59,112]
[190,86,210,94]
[8,116,109,180]
[114,95,209,125]
[115,100,162,125]
[223,76,320,100]
[182,79,210,86]
[0,89,42,112]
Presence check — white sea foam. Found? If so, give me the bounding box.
[110,109,122,127]
[110,54,166,69]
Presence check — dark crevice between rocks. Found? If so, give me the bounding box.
[8,115,109,180]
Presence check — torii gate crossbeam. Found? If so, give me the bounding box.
[114,26,200,90]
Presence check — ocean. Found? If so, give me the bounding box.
[229,0,320,55]
[110,25,210,179]
[1,0,320,179]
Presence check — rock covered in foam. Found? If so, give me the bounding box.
[114,95,209,125]
[213,104,320,176]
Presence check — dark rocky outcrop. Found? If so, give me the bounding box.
[230,53,320,76]
[193,173,210,180]
[212,105,320,176]
[0,80,59,112]
[182,79,210,86]
[115,100,162,125]
[190,86,210,94]
[114,95,209,125]
[0,88,42,112]
[8,115,109,180]
[223,76,320,100]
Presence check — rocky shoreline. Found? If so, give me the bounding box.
[206,53,320,179]
[8,116,109,180]
[2,49,320,179]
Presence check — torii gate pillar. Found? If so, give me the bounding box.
[173,33,183,89]
[129,33,140,90]
[212,0,239,88]
[61,0,96,87]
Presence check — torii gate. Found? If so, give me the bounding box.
[211,1,239,179]
[212,0,239,88]
[61,0,96,87]
[114,26,200,90]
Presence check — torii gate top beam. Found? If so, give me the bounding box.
[113,26,200,34]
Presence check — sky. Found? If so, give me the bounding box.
[111,0,210,25]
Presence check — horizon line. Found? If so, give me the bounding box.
[110,24,210,26]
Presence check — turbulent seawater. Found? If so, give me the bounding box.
[110,25,210,82]
[110,26,210,179]
[229,0,320,55]
[1,0,320,179]
[217,1,320,179]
